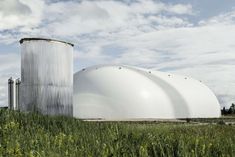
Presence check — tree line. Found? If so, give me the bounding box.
[221,103,235,115]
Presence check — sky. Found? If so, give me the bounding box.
[0,0,234,108]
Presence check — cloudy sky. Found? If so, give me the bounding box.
[0,0,234,108]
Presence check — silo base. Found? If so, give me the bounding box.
[20,85,73,116]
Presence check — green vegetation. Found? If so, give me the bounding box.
[0,109,235,157]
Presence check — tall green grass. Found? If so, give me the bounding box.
[0,109,235,157]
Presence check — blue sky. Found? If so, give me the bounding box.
[0,0,234,107]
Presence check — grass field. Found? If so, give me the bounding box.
[0,109,235,157]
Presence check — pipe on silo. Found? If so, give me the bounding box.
[19,38,74,116]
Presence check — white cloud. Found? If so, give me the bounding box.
[168,4,193,15]
[199,10,235,26]
[0,0,44,31]
[39,0,193,37]
[0,0,193,42]
[0,0,31,16]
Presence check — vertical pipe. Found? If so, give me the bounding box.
[8,77,16,109]
[15,78,21,110]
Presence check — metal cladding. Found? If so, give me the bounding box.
[73,65,221,120]
[19,38,73,116]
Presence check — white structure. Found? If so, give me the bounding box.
[73,65,221,120]
[20,38,73,116]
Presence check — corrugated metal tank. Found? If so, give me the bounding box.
[19,38,73,116]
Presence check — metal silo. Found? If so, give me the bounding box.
[19,38,73,116]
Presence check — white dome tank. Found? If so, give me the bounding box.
[73,65,221,120]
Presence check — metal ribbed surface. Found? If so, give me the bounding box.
[20,39,73,116]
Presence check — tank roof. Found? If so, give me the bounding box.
[19,38,74,47]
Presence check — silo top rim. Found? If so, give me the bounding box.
[19,38,74,47]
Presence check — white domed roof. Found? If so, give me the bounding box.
[73,65,221,120]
